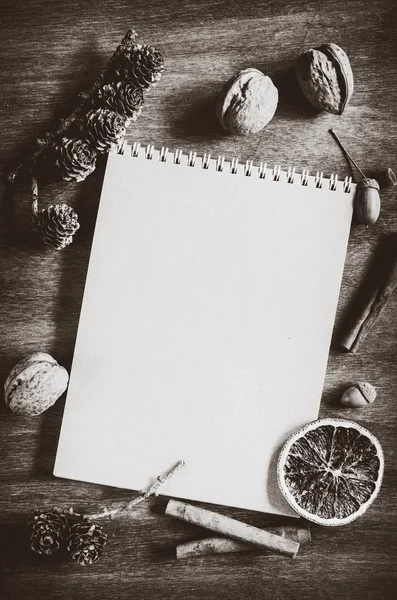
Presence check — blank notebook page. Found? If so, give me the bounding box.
[54,145,354,516]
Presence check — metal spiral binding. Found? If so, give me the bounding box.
[145,145,154,160]
[329,173,338,191]
[188,151,196,167]
[117,140,127,154]
[125,144,353,193]
[343,176,352,193]
[258,162,267,179]
[315,171,324,189]
[159,147,168,162]
[230,158,239,174]
[273,165,281,182]
[244,160,253,176]
[132,142,140,157]
[287,167,295,184]
[301,170,309,186]
[216,156,225,172]
[202,154,211,169]
[174,149,183,165]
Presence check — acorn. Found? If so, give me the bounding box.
[355,178,381,225]
[329,129,381,225]
[340,382,377,408]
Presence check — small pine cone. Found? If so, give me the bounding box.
[95,82,144,121]
[67,520,107,565]
[83,109,127,153]
[54,137,97,182]
[33,204,80,250]
[117,43,164,90]
[30,508,69,556]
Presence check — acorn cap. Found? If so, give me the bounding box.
[358,178,380,190]
[385,168,397,187]
[357,381,377,404]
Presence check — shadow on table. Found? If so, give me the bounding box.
[32,167,104,476]
[0,182,43,251]
[0,521,32,566]
[320,383,351,409]
[0,520,67,567]
[272,67,320,121]
[170,93,224,141]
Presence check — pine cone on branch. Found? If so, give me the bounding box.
[83,109,127,153]
[95,82,144,121]
[30,508,69,556]
[117,43,164,90]
[67,520,107,565]
[54,137,97,182]
[33,203,80,249]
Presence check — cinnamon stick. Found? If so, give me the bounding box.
[165,500,299,558]
[341,235,397,352]
[177,525,311,559]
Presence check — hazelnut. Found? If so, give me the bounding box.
[216,68,278,135]
[4,352,69,416]
[296,43,353,115]
[340,382,377,408]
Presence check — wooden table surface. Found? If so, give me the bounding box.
[1,0,396,598]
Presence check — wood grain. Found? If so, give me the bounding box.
[1,0,397,598]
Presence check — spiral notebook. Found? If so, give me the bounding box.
[54,143,355,516]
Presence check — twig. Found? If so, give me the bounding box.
[8,29,137,183]
[125,460,186,507]
[31,174,39,215]
[329,128,366,179]
[85,460,185,520]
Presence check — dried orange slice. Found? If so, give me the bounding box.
[278,419,384,526]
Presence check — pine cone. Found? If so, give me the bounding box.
[83,109,127,153]
[30,508,68,556]
[33,204,80,249]
[117,43,164,90]
[54,137,97,182]
[95,82,144,121]
[67,520,107,565]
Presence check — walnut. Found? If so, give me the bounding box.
[295,43,354,115]
[216,68,278,135]
[4,352,69,416]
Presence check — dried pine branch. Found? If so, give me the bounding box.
[8,29,138,183]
